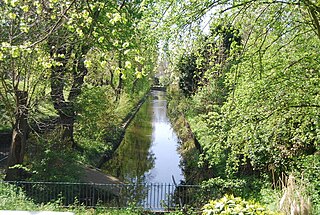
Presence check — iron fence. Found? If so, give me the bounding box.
[0,181,207,211]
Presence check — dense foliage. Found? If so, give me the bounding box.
[0,0,319,213]
[161,0,320,213]
[0,0,158,181]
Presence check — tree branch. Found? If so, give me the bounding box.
[289,104,320,108]
[86,0,93,15]
[308,6,320,39]
[119,0,126,11]
[28,0,77,48]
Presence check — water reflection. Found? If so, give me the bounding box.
[102,91,183,183]
[102,90,184,209]
[102,95,155,184]
[148,91,183,184]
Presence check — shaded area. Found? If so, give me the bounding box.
[97,92,150,168]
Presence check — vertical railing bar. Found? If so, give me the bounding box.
[91,184,93,207]
[69,183,72,206]
[158,183,160,210]
[160,183,163,210]
[160,183,162,210]
[41,182,44,204]
[143,183,146,209]
[166,183,168,210]
[67,183,69,206]
[167,184,170,211]
[86,183,89,207]
[155,183,158,209]
[146,184,149,209]
[151,183,153,209]
[92,183,94,207]
[62,183,65,206]
[66,183,68,206]
[184,185,187,210]
[80,183,82,207]
[154,183,156,210]
[156,183,158,210]
[44,182,47,204]
[148,183,150,209]
[97,184,99,207]
[101,185,108,207]
[150,183,152,209]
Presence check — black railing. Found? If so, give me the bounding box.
[0,181,206,211]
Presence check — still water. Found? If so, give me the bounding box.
[102,90,183,184]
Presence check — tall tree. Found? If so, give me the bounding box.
[0,0,73,180]
[48,0,159,146]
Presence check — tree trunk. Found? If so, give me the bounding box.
[50,45,75,146]
[50,44,88,148]
[58,102,75,146]
[5,91,28,181]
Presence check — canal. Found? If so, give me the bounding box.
[102,90,183,185]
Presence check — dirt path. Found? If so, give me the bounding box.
[82,165,122,184]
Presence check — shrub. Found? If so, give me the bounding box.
[26,131,82,182]
[201,177,246,199]
[202,194,281,215]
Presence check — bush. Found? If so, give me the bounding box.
[26,131,82,182]
[201,177,247,199]
[202,195,281,215]
[170,177,267,211]
[0,182,60,211]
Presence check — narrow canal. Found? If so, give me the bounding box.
[102,90,183,185]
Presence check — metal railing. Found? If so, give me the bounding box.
[0,181,207,211]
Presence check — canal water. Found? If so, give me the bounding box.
[102,90,183,185]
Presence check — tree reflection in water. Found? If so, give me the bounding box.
[102,94,155,184]
[102,91,183,209]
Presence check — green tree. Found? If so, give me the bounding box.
[162,0,320,201]
[48,0,159,147]
[0,0,74,180]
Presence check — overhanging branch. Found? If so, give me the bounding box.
[28,0,77,48]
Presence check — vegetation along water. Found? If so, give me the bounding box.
[0,0,319,214]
